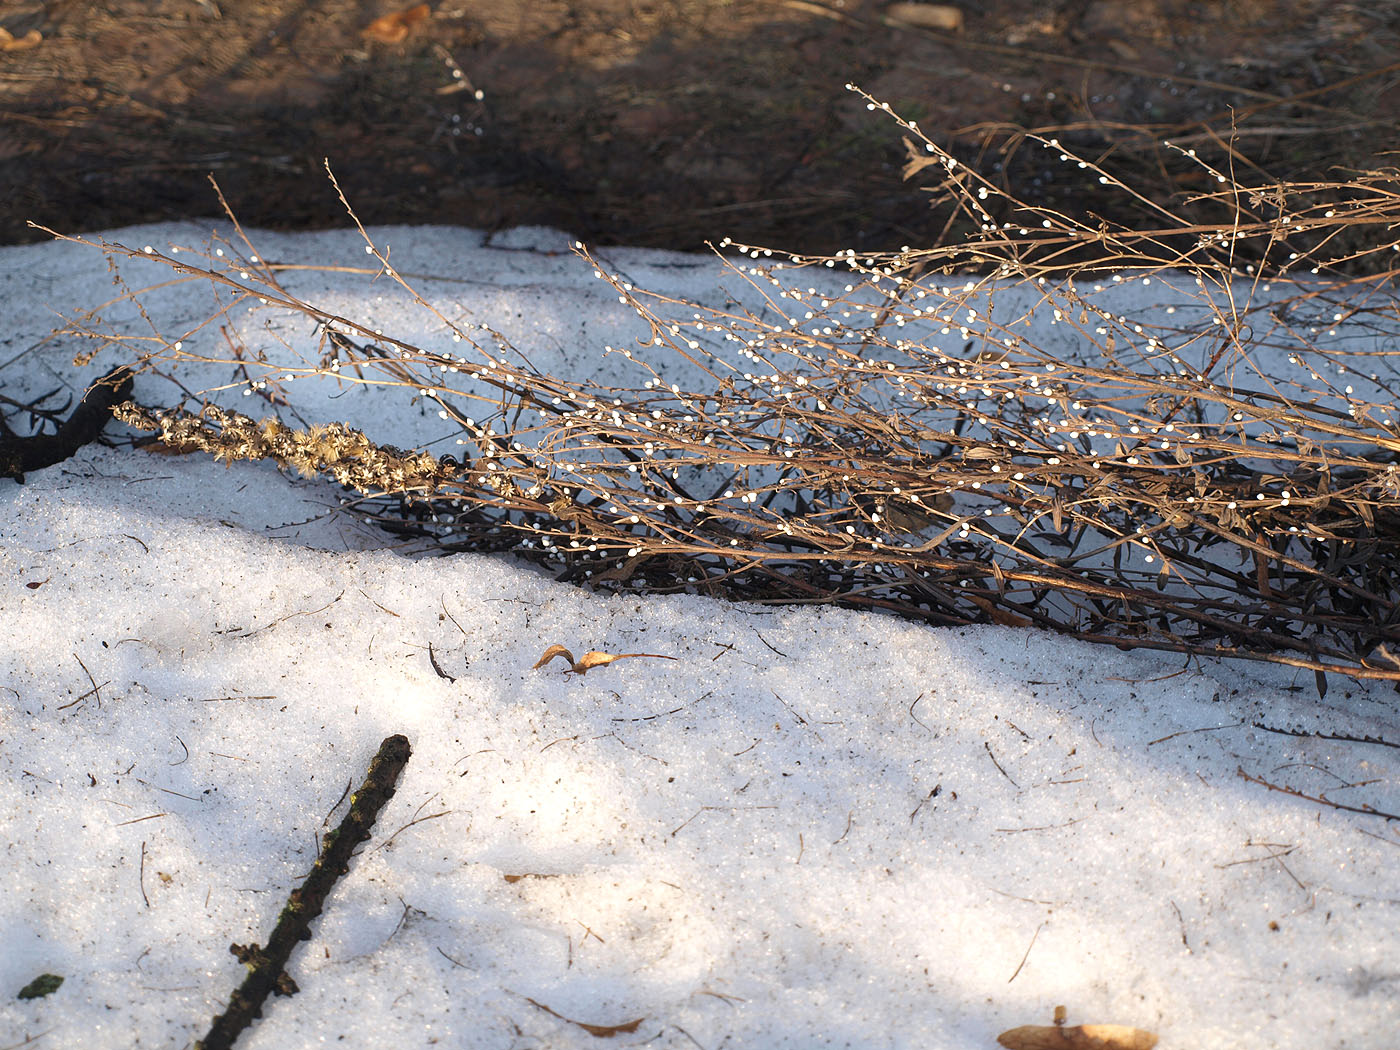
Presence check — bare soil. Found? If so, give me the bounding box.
[2,0,1397,253]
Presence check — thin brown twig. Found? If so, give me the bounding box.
[1236,766,1400,821]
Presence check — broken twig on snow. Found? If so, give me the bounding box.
[195,733,412,1050]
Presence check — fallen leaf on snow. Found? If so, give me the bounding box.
[997,1023,1158,1050]
[362,3,430,44]
[521,995,644,1038]
[532,643,678,675]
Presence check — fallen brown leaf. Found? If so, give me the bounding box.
[884,3,964,31]
[362,3,430,44]
[902,136,948,181]
[138,437,202,456]
[522,995,645,1038]
[997,1023,1158,1050]
[532,644,678,675]
[0,27,42,51]
[965,593,1033,628]
[533,643,577,670]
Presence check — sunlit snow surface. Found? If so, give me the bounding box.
[1,224,1397,1049]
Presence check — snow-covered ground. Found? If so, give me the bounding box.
[1,224,1397,1050]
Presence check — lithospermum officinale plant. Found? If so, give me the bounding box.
[42,88,1400,688]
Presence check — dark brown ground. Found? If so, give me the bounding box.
[2,0,1398,254]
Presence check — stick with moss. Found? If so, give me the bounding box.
[195,734,412,1050]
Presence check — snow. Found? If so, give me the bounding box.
[1,223,1397,1050]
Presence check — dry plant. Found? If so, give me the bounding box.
[531,644,678,676]
[34,88,1400,687]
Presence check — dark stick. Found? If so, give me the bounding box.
[0,365,133,482]
[195,734,412,1050]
